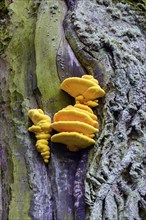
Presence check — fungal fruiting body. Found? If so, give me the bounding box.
[28,109,52,163]
[28,76,105,155]
[51,75,105,152]
[51,104,98,152]
[60,75,105,107]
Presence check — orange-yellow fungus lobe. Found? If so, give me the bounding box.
[51,121,98,135]
[60,77,96,98]
[28,109,51,125]
[51,132,95,152]
[74,103,93,113]
[54,109,98,128]
[83,85,105,100]
[64,105,97,120]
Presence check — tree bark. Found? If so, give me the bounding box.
[0,0,146,220]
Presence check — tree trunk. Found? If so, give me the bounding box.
[0,0,146,220]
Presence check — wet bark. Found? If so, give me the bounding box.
[0,0,146,220]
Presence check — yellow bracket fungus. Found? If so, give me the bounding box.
[28,75,105,155]
[51,132,95,152]
[51,121,98,136]
[28,109,52,163]
[51,75,105,152]
[60,75,105,107]
[51,104,98,151]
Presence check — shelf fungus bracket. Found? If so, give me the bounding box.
[51,75,105,151]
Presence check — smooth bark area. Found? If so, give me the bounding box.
[0,0,146,220]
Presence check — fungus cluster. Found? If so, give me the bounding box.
[28,75,105,162]
[51,75,105,152]
[51,104,98,152]
[28,109,52,163]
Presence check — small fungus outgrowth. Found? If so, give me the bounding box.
[51,75,105,152]
[60,75,105,107]
[28,109,52,163]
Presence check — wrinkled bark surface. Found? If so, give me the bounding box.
[0,0,146,220]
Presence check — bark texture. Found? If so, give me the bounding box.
[73,1,146,219]
[0,0,146,220]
